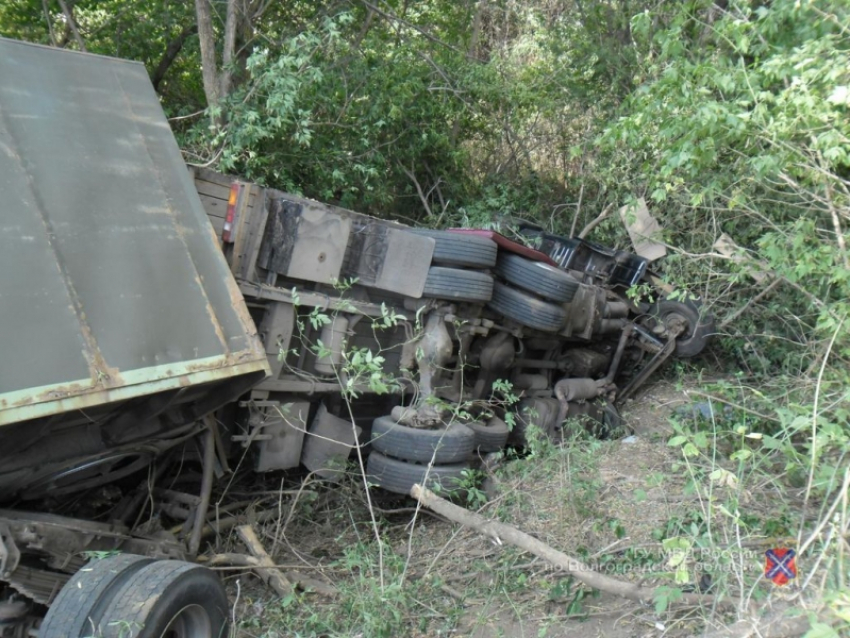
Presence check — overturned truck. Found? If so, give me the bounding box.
[0,38,713,637]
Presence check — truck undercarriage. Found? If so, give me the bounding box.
[0,37,714,638]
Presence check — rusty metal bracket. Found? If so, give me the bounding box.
[615,333,678,405]
[600,323,634,386]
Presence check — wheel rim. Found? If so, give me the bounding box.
[661,309,692,339]
[161,604,212,638]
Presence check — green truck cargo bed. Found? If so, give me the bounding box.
[0,39,269,426]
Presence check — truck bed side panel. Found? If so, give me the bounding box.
[0,39,268,424]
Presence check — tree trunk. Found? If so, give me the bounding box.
[468,0,483,61]
[220,0,238,98]
[194,0,220,108]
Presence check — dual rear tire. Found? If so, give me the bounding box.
[40,555,228,638]
[488,253,580,333]
[487,282,567,333]
[368,414,509,495]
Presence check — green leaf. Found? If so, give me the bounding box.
[730,449,753,462]
[803,623,840,638]
[650,187,668,202]
[683,443,700,457]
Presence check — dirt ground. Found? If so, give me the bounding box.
[227,380,762,638]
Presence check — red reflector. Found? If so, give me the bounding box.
[222,183,241,243]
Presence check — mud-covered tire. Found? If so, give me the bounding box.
[367,451,468,495]
[410,229,497,268]
[40,554,154,638]
[654,300,715,358]
[371,416,475,464]
[98,560,228,638]
[465,417,510,453]
[422,266,494,302]
[487,282,566,332]
[495,253,579,303]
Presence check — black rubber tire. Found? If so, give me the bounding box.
[422,266,494,302]
[40,554,154,638]
[99,560,229,638]
[410,229,497,268]
[367,451,468,495]
[465,418,510,453]
[487,282,566,332]
[654,300,715,358]
[371,416,475,464]
[495,253,579,303]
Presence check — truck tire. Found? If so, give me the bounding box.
[495,253,579,303]
[98,560,228,638]
[39,553,154,638]
[487,282,566,333]
[654,300,715,358]
[371,416,475,464]
[465,417,510,453]
[410,229,497,268]
[422,267,494,302]
[367,451,468,495]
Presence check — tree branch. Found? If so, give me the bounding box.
[57,0,86,51]
[359,0,472,59]
[151,24,198,92]
[578,202,614,239]
[411,484,727,608]
[400,164,433,218]
[41,0,57,46]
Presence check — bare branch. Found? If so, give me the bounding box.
[718,278,781,330]
[400,164,433,218]
[577,202,614,239]
[41,0,57,46]
[57,0,86,51]
[360,0,473,59]
[568,183,585,236]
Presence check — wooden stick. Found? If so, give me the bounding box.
[200,552,337,596]
[410,484,724,608]
[719,278,781,330]
[236,525,294,597]
[198,553,261,567]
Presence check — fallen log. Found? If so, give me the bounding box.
[236,524,294,597]
[410,484,725,608]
